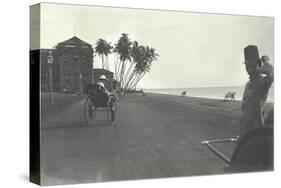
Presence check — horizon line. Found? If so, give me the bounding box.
[139,85,245,90]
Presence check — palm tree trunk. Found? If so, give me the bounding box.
[122,60,129,83]
[114,55,119,80]
[117,59,123,81]
[128,72,141,89]
[129,74,140,89]
[119,62,124,87]
[124,69,137,90]
[106,56,110,71]
[122,59,130,88]
[104,55,107,70]
[101,55,105,70]
[119,60,127,87]
[116,57,121,81]
[123,62,135,88]
[131,71,146,88]
[104,55,108,70]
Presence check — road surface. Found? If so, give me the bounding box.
[41,94,241,185]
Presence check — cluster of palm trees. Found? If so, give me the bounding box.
[94,33,159,91]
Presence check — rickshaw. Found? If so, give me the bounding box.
[83,83,117,124]
[201,111,273,173]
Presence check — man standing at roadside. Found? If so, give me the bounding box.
[239,45,273,138]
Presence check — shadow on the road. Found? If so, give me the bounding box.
[42,121,114,130]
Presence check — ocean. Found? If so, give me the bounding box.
[144,85,274,102]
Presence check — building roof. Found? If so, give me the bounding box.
[57,36,92,48]
[93,68,113,75]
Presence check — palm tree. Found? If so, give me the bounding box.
[128,60,148,89]
[99,33,160,91]
[123,41,141,89]
[136,47,158,87]
[129,46,158,89]
[95,39,113,70]
[124,45,145,89]
[113,33,132,87]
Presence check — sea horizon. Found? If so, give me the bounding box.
[141,85,244,90]
[143,85,274,102]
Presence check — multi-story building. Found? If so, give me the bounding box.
[41,36,94,92]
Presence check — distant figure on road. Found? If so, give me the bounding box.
[181,91,187,97]
[239,45,273,138]
[224,92,236,101]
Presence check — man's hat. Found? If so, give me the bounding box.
[244,45,261,66]
[98,75,108,80]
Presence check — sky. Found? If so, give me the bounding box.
[32,3,274,89]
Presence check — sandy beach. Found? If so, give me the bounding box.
[40,92,273,185]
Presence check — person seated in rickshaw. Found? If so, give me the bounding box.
[97,75,116,106]
[97,75,111,95]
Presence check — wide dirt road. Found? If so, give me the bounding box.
[41,94,240,185]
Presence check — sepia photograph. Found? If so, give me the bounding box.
[30,2,274,186]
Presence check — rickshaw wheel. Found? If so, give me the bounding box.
[84,96,96,124]
[227,127,273,172]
